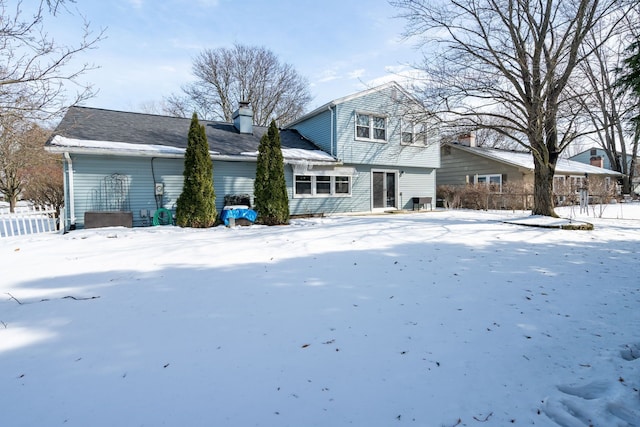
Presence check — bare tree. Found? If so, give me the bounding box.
[0,116,50,211]
[0,0,104,121]
[164,44,312,126]
[392,0,630,216]
[21,149,64,215]
[615,7,640,196]
[575,14,638,194]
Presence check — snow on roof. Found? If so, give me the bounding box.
[453,144,622,176]
[50,135,336,163]
[48,135,190,156]
[240,148,336,162]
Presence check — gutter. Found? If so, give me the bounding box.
[48,147,338,165]
[63,152,76,230]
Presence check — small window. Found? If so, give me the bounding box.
[335,176,350,194]
[590,148,597,156]
[316,176,331,194]
[372,116,386,140]
[356,114,371,139]
[295,175,312,195]
[402,121,414,144]
[355,113,386,142]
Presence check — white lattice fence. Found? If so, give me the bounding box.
[0,205,59,238]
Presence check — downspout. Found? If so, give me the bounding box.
[63,152,76,230]
[328,105,334,157]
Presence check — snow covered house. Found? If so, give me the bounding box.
[47,82,440,230]
[438,136,622,191]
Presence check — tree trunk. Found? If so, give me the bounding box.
[9,194,17,213]
[532,155,559,217]
[621,175,631,195]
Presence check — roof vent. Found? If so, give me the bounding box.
[233,101,253,134]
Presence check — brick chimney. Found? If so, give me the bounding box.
[590,156,603,168]
[458,132,476,147]
[233,101,253,134]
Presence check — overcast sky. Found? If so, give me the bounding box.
[39,0,421,115]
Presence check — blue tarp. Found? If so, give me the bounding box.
[220,207,257,226]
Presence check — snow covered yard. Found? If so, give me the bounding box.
[1,205,639,426]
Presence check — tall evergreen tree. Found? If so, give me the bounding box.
[254,120,289,225]
[176,113,216,227]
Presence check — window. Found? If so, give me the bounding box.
[293,175,352,197]
[316,176,331,194]
[295,175,312,195]
[476,174,503,192]
[401,120,426,146]
[335,176,350,194]
[355,113,387,142]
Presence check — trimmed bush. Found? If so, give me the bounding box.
[254,120,290,225]
[175,113,217,228]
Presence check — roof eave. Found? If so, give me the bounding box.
[285,81,415,128]
[448,143,532,171]
[46,145,186,159]
[47,144,339,165]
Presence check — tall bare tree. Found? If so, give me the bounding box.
[0,0,103,121]
[616,7,640,195]
[575,10,638,194]
[392,0,630,216]
[0,116,49,211]
[164,44,312,126]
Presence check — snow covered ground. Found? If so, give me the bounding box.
[1,204,639,426]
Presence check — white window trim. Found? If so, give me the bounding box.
[355,112,387,143]
[293,174,352,198]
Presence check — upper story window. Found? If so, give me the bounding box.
[401,120,427,146]
[356,112,387,142]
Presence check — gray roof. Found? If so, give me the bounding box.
[51,106,324,157]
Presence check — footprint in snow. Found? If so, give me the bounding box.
[556,380,610,400]
[541,342,640,427]
[620,342,640,361]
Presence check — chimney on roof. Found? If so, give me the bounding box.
[458,132,476,147]
[590,156,603,168]
[233,101,253,134]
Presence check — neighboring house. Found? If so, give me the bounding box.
[570,147,639,195]
[47,82,440,230]
[438,135,622,191]
[569,147,633,171]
